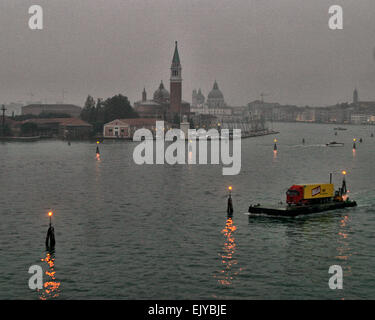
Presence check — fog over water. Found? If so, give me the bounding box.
[1,0,375,106]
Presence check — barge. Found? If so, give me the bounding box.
[249,173,357,217]
[249,200,357,217]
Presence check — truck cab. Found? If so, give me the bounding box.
[286,185,305,205]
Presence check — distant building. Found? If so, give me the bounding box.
[103,118,172,139]
[20,118,92,139]
[349,87,375,121]
[242,87,375,124]
[296,108,315,122]
[191,81,234,120]
[207,81,226,109]
[351,114,368,125]
[170,41,183,119]
[192,89,205,107]
[134,42,190,123]
[248,100,281,120]
[353,88,358,105]
[4,102,24,116]
[134,85,167,119]
[0,116,16,135]
[57,118,92,139]
[22,104,82,118]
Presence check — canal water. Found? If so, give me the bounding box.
[0,122,374,299]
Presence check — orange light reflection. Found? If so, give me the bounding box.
[335,215,352,273]
[39,252,60,300]
[273,150,278,160]
[214,218,241,286]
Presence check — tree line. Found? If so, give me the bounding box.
[80,94,139,134]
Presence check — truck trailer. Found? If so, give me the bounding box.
[286,184,334,205]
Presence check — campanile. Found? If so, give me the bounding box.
[170,41,182,121]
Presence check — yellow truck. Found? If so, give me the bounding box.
[286,183,334,205]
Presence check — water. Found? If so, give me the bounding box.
[0,122,374,299]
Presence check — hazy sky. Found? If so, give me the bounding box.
[1,0,375,107]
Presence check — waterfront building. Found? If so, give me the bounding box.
[296,108,315,122]
[351,114,368,125]
[103,119,131,138]
[243,87,375,124]
[57,118,92,139]
[103,118,172,139]
[248,100,281,120]
[19,118,92,139]
[22,104,82,118]
[0,116,16,135]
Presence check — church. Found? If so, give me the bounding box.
[134,42,190,124]
[190,80,232,119]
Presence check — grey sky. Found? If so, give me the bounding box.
[1,0,375,107]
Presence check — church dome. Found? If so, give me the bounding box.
[153,81,170,103]
[208,81,224,100]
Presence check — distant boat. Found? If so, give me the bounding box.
[0,136,40,142]
[326,141,344,147]
[334,127,347,131]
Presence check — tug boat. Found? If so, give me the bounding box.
[248,174,357,217]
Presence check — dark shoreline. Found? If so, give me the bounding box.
[0,129,280,143]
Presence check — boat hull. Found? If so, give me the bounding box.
[248,200,357,217]
[326,142,344,147]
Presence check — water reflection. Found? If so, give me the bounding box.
[336,215,352,276]
[39,250,61,300]
[95,155,102,182]
[215,217,241,286]
[188,151,193,165]
[273,150,278,161]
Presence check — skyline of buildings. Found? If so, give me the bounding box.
[5,90,375,127]
[2,38,375,126]
[249,88,375,125]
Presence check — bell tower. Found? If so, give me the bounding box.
[353,88,358,105]
[170,41,182,121]
[142,87,147,102]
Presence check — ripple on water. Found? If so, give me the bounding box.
[1,124,375,299]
